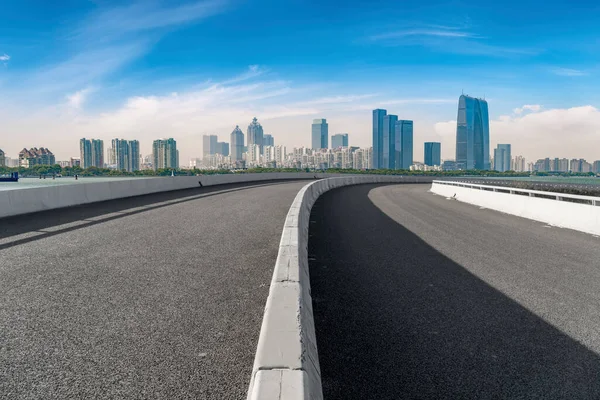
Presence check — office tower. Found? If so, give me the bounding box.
[424,142,442,166]
[128,140,140,171]
[216,142,229,156]
[203,135,218,157]
[382,114,398,169]
[372,109,387,169]
[80,138,92,168]
[456,95,490,170]
[152,138,177,170]
[395,120,413,169]
[247,117,264,154]
[230,125,245,161]
[0,149,5,167]
[263,134,274,147]
[331,133,349,149]
[493,144,511,172]
[311,119,328,150]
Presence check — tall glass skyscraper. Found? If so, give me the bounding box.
[424,142,441,166]
[372,109,387,169]
[456,95,490,170]
[382,114,398,169]
[230,125,245,161]
[331,133,348,148]
[395,120,413,169]
[311,119,328,150]
[247,117,264,154]
[493,144,511,172]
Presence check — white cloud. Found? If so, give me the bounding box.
[370,29,477,41]
[66,88,94,109]
[435,106,600,161]
[0,54,9,62]
[551,67,588,77]
[513,104,542,114]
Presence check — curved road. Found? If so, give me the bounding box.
[0,180,310,399]
[309,184,600,399]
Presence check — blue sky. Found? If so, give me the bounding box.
[2,0,600,163]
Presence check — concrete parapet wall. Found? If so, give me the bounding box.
[248,176,433,400]
[431,181,600,236]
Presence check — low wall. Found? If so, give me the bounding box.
[0,173,321,219]
[431,180,600,236]
[247,176,433,400]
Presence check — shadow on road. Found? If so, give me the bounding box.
[0,180,298,249]
[309,184,600,399]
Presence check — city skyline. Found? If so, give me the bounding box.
[2,1,600,163]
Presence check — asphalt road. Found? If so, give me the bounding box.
[0,180,310,399]
[309,183,600,400]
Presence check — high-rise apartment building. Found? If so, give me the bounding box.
[91,139,104,168]
[493,144,511,172]
[111,139,140,172]
[382,114,398,169]
[203,135,218,158]
[456,95,490,170]
[424,142,441,166]
[80,138,92,168]
[372,109,386,169]
[128,140,140,172]
[80,138,104,168]
[230,125,245,161]
[331,133,348,148]
[395,120,413,169]
[0,149,5,167]
[512,155,526,172]
[19,148,56,167]
[247,117,264,154]
[152,138,177,170]
[311,119,328,150]
[263,134,274,147]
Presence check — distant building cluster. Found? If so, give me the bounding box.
[18,147,56,167]
[529,158,600,173]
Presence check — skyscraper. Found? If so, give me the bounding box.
[203,135,218,158]
[111,139,140,172]
[80,138,92,168]
[79,138,103,168]
[395,120,413,169]
[424,142,441,166]
[230,125,245,161]
[247,117,264,154]
[152,138,177,170]
[493,144,511,172]
[311,119,328,150]
[372,109,386,169]
[91,139,104,168]
[263,134,274,147]
[456,95,490,170]
[382,114,398,169]
[216,142,229,156]
[128,140,140,172]
[331,133,348,148]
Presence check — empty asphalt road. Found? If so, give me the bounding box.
[0,180,310,399]
[309,184,600,400]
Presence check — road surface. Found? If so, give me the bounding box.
[309,183,600,399]
[0,180,310,399]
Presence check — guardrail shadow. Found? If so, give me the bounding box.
[309,183,600,399]
[0,180,300,250]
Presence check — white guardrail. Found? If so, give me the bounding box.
[247,176,434,400]
[430,180,600,236]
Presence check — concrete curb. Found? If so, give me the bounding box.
[247,176,433,400]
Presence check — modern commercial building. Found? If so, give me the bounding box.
[216,142,229,156]
[230,125,245,161]
[372,109,387,169]
[593,160,600,173]
[247,117,264,154]
[456,95,490,170]
[331,133,348,148]
[18,147,56,167]
[203,135,218,158]
[311,119,328,150]
[152,138,177,170]
[80,138,104,168]
[395,120,413,169]
[493,144,511,172]
[263,134,274,147]
[0,149,5,167]
[424,142,441,166]
[382,114,398,169]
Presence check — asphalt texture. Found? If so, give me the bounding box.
[309,183,600,400]
[0,180,310,399]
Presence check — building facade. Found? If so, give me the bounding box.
[456,95,490,170]
[18,148,56,167]
[311,119,328,150]
[424,142,441,166]
[203,135,218,158]
[372,109,386,169]
[247,117,264,154]
[230,125,245,161]
[493,144,511,172]
[80,138,104,168]
[395,120,413,170]
[0,149,5,167]
[382,114,398,169]
[216,142,229,156]
[152,138,177,170]
[331,133,348,148]
[263,134,274,147]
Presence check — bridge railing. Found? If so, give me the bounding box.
[433,180,600,206]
